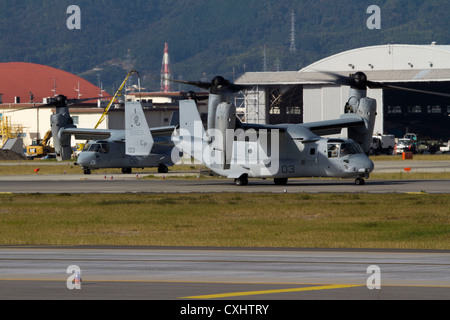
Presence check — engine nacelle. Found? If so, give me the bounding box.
[347,97,377,154]
[51,110,76,161]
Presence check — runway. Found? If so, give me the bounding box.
[0,174,449,194]
[0,160,448,194]
[0,247,449,300]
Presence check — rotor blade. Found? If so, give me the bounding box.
[163,78,212,90]
[66,96,107,106]
[3,96,107,113]
[366,81,450,98]
[317,71,450,98]
[2,104,46,113]
[315,71,355,86]
[164,76,249,93]
[316,71,369,90]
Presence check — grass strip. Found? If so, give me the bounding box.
[0,193,448,249]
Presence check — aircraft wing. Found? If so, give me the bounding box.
[61,126,175,143]
[238,115,364,136]
[302,115,365,136]
[60,128,118,141]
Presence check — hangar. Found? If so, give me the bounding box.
[235,44,450,141]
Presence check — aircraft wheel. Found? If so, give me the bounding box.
[274,178,288,185]
[122,168,132,174]
[234,176,248,186]
[355,177,365,185]
[83,168,91,175]
[158,164,169,174]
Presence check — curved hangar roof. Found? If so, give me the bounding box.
[0,62,103,104]
[300,44,450,75]
[236,44,450,86]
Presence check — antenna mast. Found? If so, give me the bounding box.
[160,43,173,92]
[290,10,297,53]
[262,45,268,72]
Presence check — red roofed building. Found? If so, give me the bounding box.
[0,62,105,103]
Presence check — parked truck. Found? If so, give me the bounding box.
[396,133,419,154]
[440,140,450,153]
[370,134,396,155]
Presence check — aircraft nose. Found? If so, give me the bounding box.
[363,157,374,172]
[357,156,374,174]
[76,152,94,166]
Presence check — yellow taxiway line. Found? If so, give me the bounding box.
[181,284,363,299]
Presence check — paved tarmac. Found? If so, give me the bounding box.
[0,175,449,194]
[0,160,448,194]
[0,247,449,300]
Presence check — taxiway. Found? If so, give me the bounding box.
[0,175,448,194]
[0,247,449,300]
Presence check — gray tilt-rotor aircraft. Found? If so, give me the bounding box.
[48,95,177,174]
[173,72,444,186]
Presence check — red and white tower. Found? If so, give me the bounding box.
[160,43,172,92]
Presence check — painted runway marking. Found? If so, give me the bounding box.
[181,284,363,299]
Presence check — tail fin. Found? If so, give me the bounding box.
[169,110,179,126]
[125,101,154,156]
[177,99,206,164]
[179,99,205,139]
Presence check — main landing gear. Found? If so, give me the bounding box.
[158,164,169,174]
[234,175,248,186]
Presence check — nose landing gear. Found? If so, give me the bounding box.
[355,177,366,185]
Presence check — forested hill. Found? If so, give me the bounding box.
[0,0,449,92]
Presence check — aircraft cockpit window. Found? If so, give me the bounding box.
[83,143,109,153]
[340,142,363,156]
[100,143,109,154]
[328,144,340,158]
[328,142,363,158]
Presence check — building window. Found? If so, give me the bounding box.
[286,106,301,115]
[427,105,441,114]
[72,116,79,125]
[408,106,422,114]
[269,107,280,114]
[387,106,402,114]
